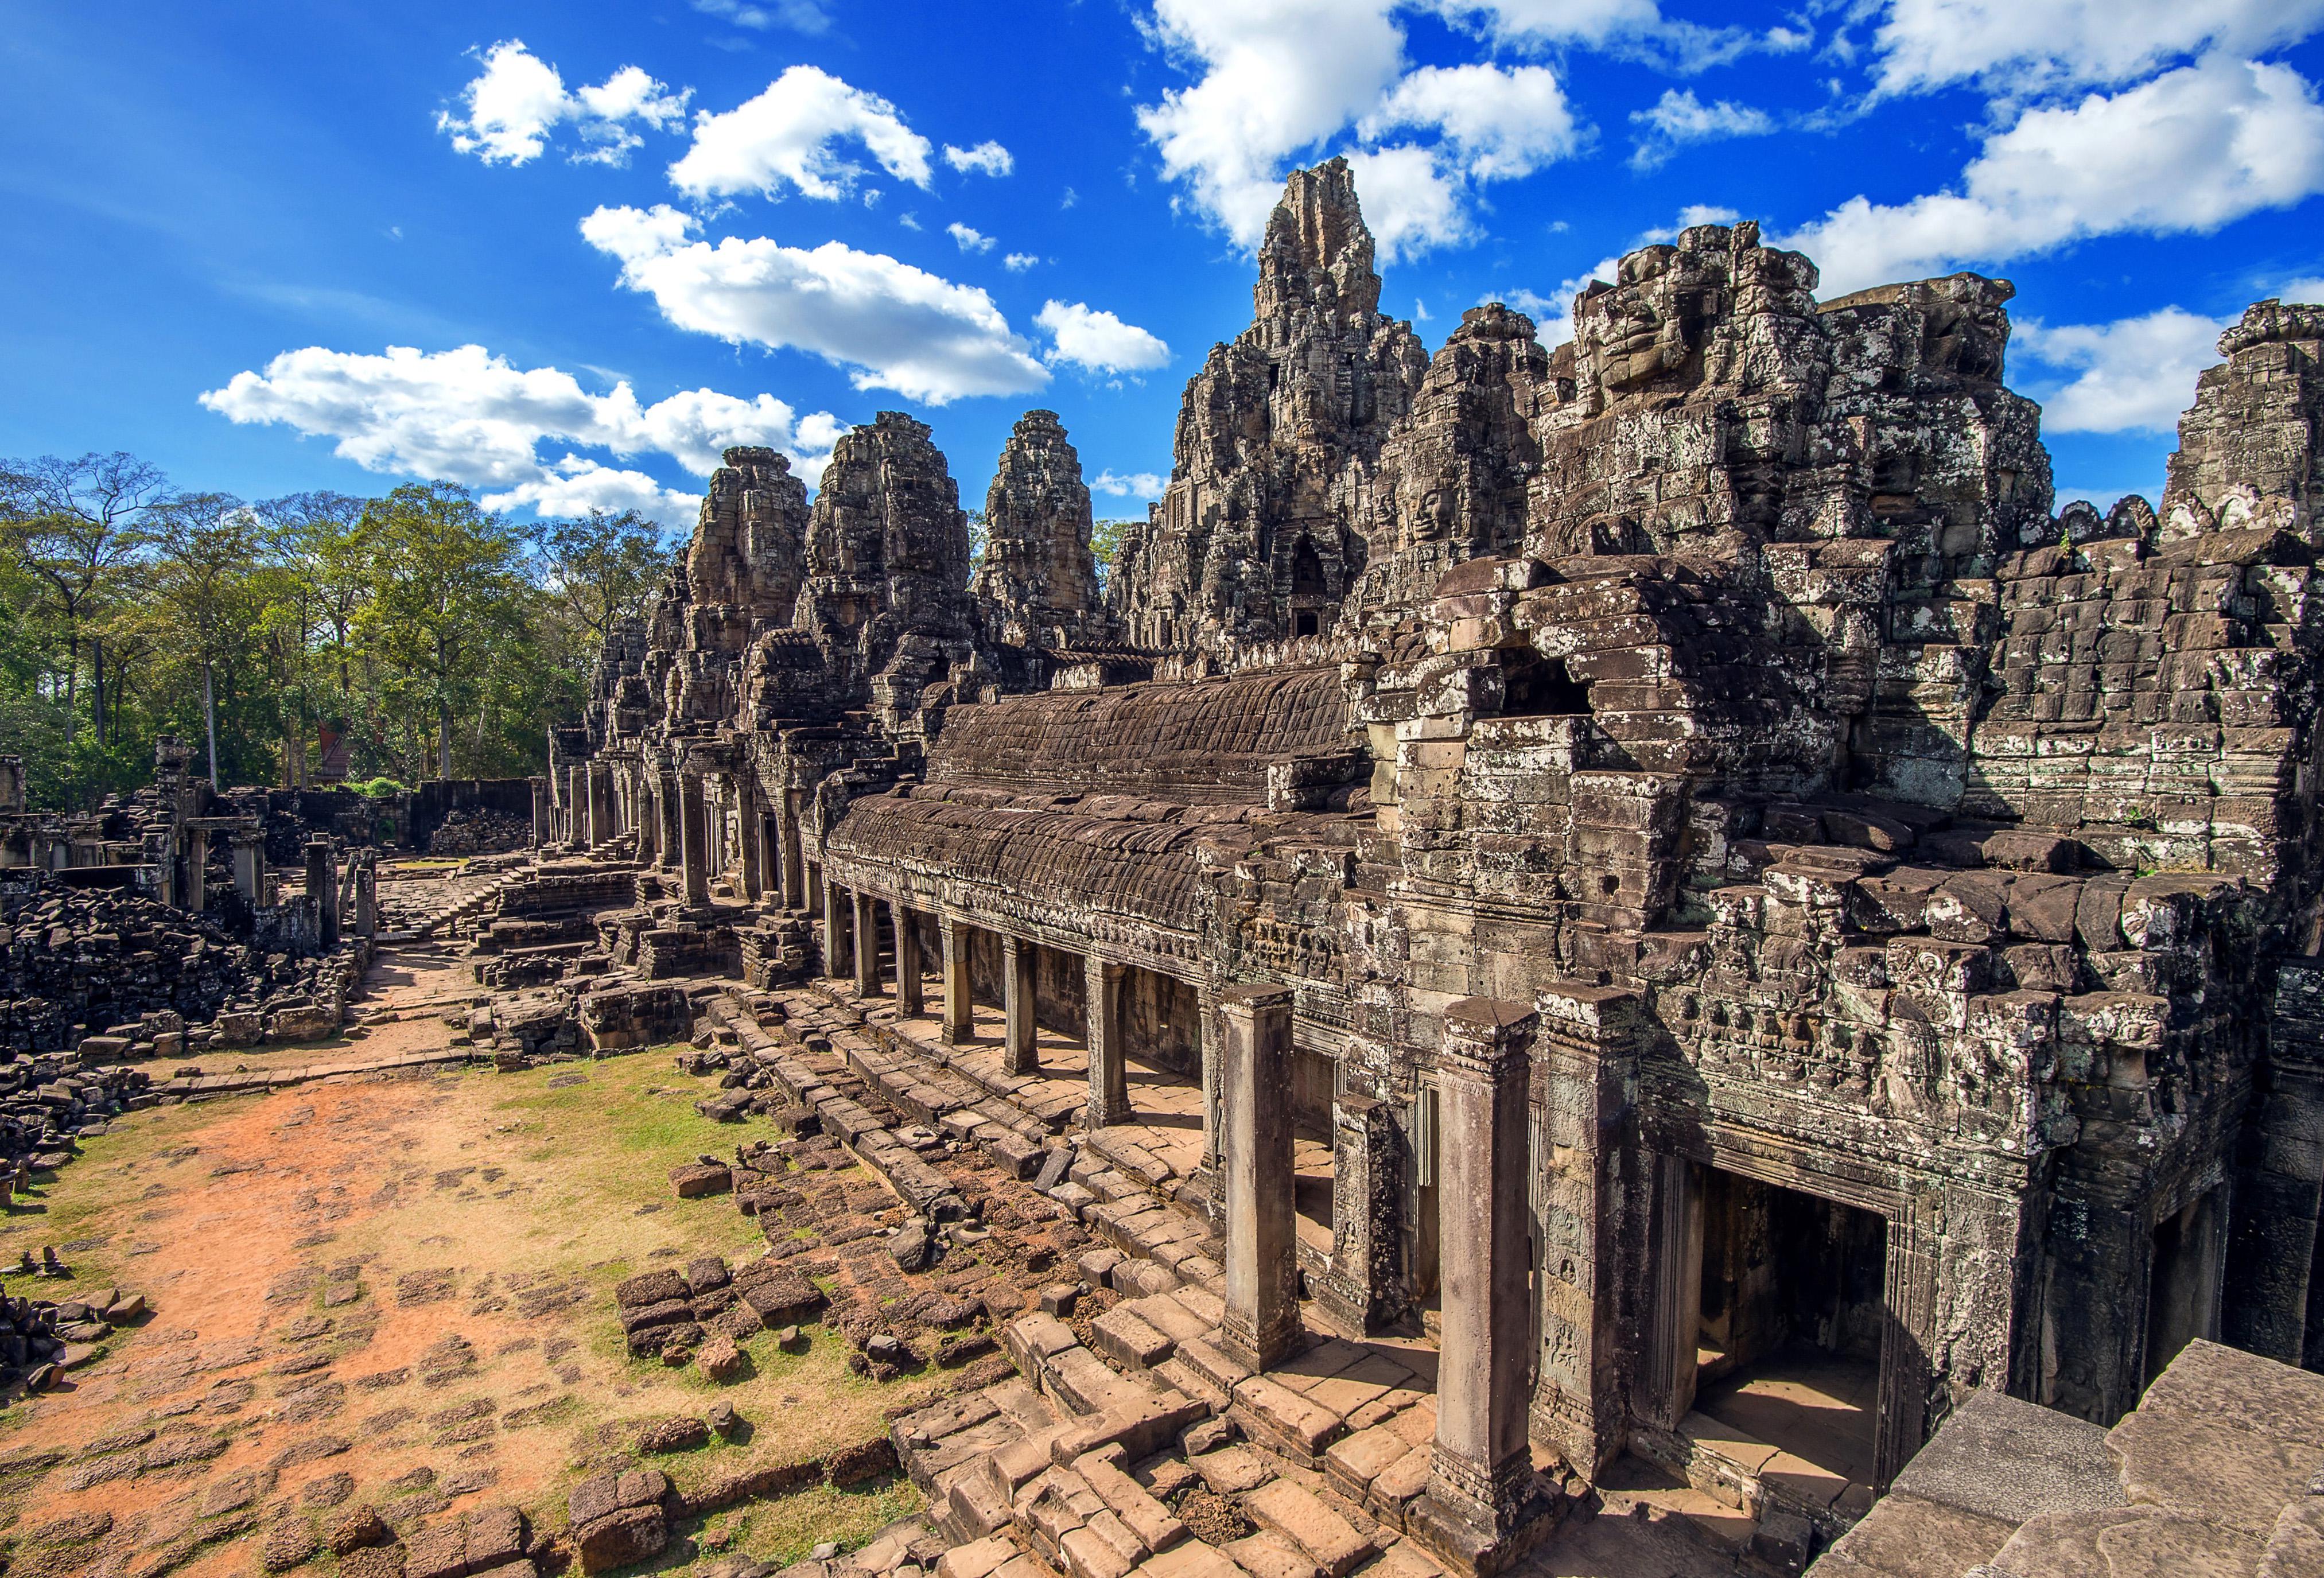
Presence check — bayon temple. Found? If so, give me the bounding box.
[516,158,2324,1568]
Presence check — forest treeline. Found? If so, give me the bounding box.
[0,452,673,813]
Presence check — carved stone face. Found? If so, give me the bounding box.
[1581,246,1702,397]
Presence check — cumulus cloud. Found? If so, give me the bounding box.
[669,65,931,201]
[1134,3,1588,260]
[943,140,1014,176]
[1094,470,1169,497]
[1003,252,1041,271]
[438,40,690,167]
[1629,88,1775,169]
[1783,56,2324,297]
[1360,64,1580,180]
[1868,0,2324,96]
[1036,301,1172,375]
[2015,307,2224,432]
[197,343,840,524]
[581,203,1047,403]
[948,221,997,252]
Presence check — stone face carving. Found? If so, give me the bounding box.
[2161,298,2324,543]
[795,410,976,717]
[1109,157,1428,651]
[972,409,1105,651]
[687,446,809,625]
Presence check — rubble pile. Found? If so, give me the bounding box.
[0,1271,150,1397]
[0,1055,152,1174]
[0,886,355,1055]
[427,806,532,856]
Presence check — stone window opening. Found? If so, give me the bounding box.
[1498,648,1592,717]
[1295,611,1320,638]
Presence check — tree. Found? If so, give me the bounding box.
[1092,518,1139,594]
[147,492,262,786]
[354,483,529,779]
[0,451,172,743]
[535,509,671,644]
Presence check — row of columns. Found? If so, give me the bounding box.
[818,877,1142,1134]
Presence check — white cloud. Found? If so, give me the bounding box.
[1360,64,1580,180]
[1783,55,2324,297]
[581,204,1047,403]
[1136,0,1409,247]
[1340,145,1471,258]
[1003,252,1041,271]
[1629,88,1775,169]
[691,0,833,33]
[438,41,689,168]
[1036,301,1173,374]
[197,343,840,525]
[948,221,997,252]
[2013,307,2222,433]
[944,140,1015,177]
[1094,470,1169,497]
[1868,0,2324,96]
[2278,275,2324,302]
[1135,5,1585,261]
[669,65,932,201]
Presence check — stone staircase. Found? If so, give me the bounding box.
[704,976,1616,1578]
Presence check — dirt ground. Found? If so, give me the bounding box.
[0,947,938,1578]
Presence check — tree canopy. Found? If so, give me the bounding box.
[0,452,675,811]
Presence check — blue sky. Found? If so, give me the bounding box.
[4,1,2322,530]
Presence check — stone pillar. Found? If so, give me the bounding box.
[182,830,207,916]
[1199,987,1223,1181]
[589,766,616,845]
[678,774,710,908]
[895,903,924,1017]
[1318,1093,1403,1335]
[780,791,806,910]
[737,780,765,903]
[565,765,586,846]
[1530,983,1642,1475]
[941,917,973,1044]
[352,853,378,936]
[659,772,683,870]
[1411,997,1557,1576]
[529,776,549,848]
[754,806,780,908]
[231,830,265,904]
[1217,984,1300,1371]
[305,838,340,949]
[853,888,881,997]
[1086,955,1130,1128]
[822,874,849,980]
[1002,935,1039,1075]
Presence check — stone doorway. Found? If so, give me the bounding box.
[2146,1184,2226,1384]
[1690,1169,1886,1511]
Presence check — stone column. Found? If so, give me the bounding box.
[853,888,881,997]
[1529,983,1642,1474]
[658,772,683,870]
[1085,955,1130,1128]
[941,917,973,1044]
[182,831,208,916]
[822,874,849,980]
[1318,1094,1402,1335]
[895,903,923,1016]
[678,774,710,908]
[1217,984,1300,1371]
[231,829,265,904]
[305,838,340,949]
[529,776,550,848]
[1002,935,1039,1075]
[352,853,378,936]
[780,791,806,910]
[737,780,765,902]
[1199,987,1223,1181]
[588,765,615,845]
[1411,997,1556,1576]
[565,765,586,847]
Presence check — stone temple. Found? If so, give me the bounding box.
[542,160,2324,1571]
